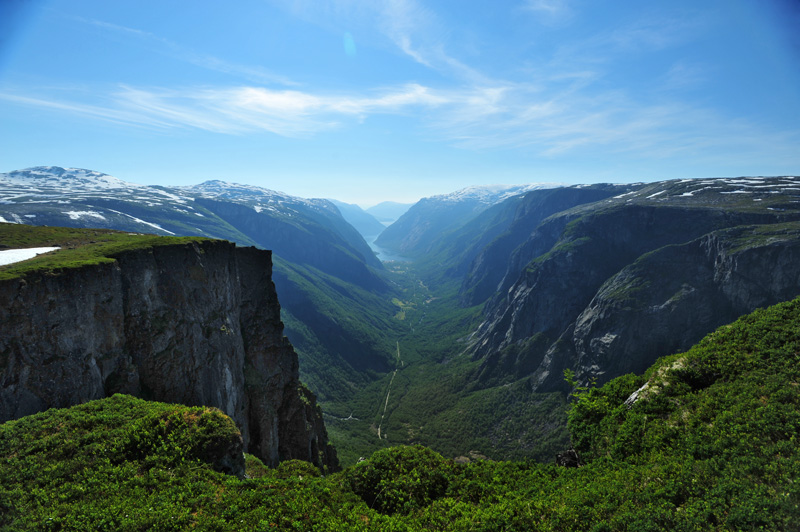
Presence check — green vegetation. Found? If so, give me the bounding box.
[0,224,209,281]
[320,261,570,468]
[273,256,407,403]
[726,221,800,253]
[391,297,415,321]
[4,291,798,529]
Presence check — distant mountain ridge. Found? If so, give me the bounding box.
[0,166,382,279]
[375,182,561,257]
[364,201,413,226]
[328,199,386,241]
[1,166,144,190]
[424,183,562,204]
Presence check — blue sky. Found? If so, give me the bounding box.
[1,0,798,206]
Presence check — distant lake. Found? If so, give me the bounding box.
[366,237,410,262]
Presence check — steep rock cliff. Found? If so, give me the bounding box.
[470,193,800,392]
[566,223,800,387]
[0,239,337,470]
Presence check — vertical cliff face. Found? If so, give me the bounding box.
[567,224,800,386]
[469,211,800,393]
[0,239,337,471]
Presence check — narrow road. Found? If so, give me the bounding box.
[377,341,403,440]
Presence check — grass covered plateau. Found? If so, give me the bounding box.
[0,224,209,281]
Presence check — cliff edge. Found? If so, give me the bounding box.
[0,234,337,471]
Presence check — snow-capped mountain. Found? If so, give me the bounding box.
[0,166,145,191]
[0,166,383,284]
[186,180,334,213]
[0,167,335,234]
[374,182,561,257]
[428,183,561,205]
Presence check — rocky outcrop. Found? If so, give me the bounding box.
[470,201,800,392]
[555,448,582,468]
[0,239,337,471]
[568,223,800,386]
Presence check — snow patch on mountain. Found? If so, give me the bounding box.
[426,183,561,205]
[185,180,337,215]
[187,180,303,204]
[609,176,800,204]
[105,208,175,235]
[63,210,107,221]
[0,247,61,267]
[0,167,144,190]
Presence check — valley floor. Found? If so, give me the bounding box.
[315,262,570,467]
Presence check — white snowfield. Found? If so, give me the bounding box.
[0,247,61,267]
[428,182,563,205]
[0,166,144,190]
[0,167,331,216]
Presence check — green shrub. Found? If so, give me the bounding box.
[121,405,243,475]
[345,445,454,515]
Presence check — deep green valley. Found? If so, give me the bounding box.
[2,169,800,529]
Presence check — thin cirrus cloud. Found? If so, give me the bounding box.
[425,81,800,167]
[3,2,796,166]
[0,83,451,137]
[523,0,571,17]
[268,0,486,82]
[521,0,574,25]
[2,76,796,166]
[71,15,300,87]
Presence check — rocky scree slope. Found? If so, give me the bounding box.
[468,176,800,392]
[0,230,337,470]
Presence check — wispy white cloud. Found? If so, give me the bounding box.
[2,76,797,167]
[71,16,299,87]
[0,91,180,130]
[267,0,487,82]
[430,83,800,167]
[376,0,439,67]
[0,83,448,137]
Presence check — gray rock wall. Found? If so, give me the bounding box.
[470,208,800,393]
[0,239,337,470]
